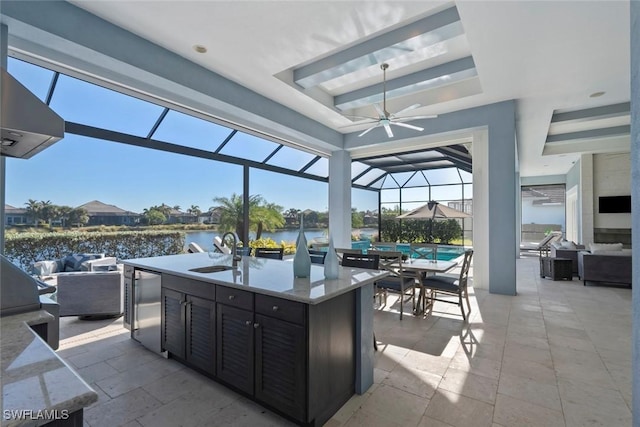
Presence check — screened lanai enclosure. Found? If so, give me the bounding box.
[4,57,473,247]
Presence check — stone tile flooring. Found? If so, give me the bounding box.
[59,257,633,426]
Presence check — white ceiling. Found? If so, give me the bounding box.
[35,1,635,176]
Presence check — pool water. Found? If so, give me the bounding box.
[351,241,466,261]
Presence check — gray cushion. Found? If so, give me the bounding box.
[64,253,104,271]
[423,275,461,292]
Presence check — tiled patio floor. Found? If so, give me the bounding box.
[58,257,632,427]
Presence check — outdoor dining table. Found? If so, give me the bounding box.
[401,258,458,315]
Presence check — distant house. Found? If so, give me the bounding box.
[165,207,198,224]
[200,207,222,224]
[4,204,31,226]
[79,200,140,226]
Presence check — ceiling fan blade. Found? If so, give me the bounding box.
[373,103,385,118]
[340,120,378,130]
[395,115,438,122]
[358,126,377,137]
[343,114,378,120]
[383,123,394,138]
[393,103,421,116]
[392,122,424,132]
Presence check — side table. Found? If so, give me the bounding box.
[540,257,573,281]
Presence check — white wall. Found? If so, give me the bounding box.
[521,200,565,228]
[593,153,631,229]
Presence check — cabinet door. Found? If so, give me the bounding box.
[162,288,185,358]
[217,304,254,394]
[186,295,216,375]
[255,314,306,421]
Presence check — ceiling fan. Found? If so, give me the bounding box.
[344,63,437,138]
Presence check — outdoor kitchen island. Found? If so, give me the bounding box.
[123,252,387,427]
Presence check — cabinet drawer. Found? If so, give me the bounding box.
[255,294,305,325]
[217,286,253,310]
[163,274,215,300]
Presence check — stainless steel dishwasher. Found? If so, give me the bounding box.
[132,269,164,354]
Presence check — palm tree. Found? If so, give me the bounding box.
[285,208,300,225]
[187,205,201,217]
[214,194,261,239]
[58,205,73,227]
[24,199,41,226]
[69,207,89,227]
[39,201,57,227]
[253,202,284,239]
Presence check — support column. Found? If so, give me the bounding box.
[328,150,352,248]
[0,24,8,254]
[580,154,594,245]
[629,2,639,426]
[242,165,250,246]
[472,100,518,295]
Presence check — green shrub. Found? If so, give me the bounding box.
[248,237,297,255]
[380,219,462,244]
[5,230,185,270]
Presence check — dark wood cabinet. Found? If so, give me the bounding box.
[159,273,356,426]
[161,282,216,375]
[161,288,186,358]
[255,313,306,420]
[186,295,216,375]
[216,303,254,394]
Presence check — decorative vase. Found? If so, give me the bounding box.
[323,235,339,280]
[293,215,311,278]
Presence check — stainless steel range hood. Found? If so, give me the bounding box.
[1,68,64,159]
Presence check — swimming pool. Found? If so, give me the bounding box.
[351,241,466,261]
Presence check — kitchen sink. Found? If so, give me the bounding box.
[189,265,234,273]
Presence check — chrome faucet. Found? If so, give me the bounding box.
[221,232,242,268]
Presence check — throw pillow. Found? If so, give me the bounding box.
[589,242,623,254]
[560,241,577,250]
[64,253,105,271]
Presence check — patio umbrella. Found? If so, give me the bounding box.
[396,201,471,242]
[396,201,471,220]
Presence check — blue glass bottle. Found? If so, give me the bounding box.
[293,214,311,278]
[323,235,339,280]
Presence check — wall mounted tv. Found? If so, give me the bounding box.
[598,195,631,213]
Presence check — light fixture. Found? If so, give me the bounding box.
[2,138,17,147]
[193,45,207,54]
[589,91,605,98]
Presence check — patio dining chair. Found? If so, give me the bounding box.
[308,249,327,265]
[409,243,438,260]
[410,243,439,280]
[335,248,362,262]
[422,249,474,321]
[368,250,416,320]
[370,242,397,251]
[253,247,284,260]
[341,252,381,350]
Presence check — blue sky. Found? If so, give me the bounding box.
[5,57,379,214]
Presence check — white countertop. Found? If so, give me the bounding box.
[1,310,98,427]
[123,252,388,304]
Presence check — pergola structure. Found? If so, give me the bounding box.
[3,56,473,246]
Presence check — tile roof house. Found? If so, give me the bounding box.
[78,200,140,226]
[4,204,31,226]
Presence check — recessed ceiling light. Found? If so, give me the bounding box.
[589,91,605,98]
[193,45,207,54]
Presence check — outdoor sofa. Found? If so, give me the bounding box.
[33,253,123,318]
[577,243,632,287]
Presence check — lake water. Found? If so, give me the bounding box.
[184,229,464,261]
[185,230,330,252]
